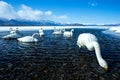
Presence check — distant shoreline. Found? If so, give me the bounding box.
[0,26,119,31]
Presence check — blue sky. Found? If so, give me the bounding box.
[0,0,120,24]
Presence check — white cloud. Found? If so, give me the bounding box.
[17,4,43,21]
[0,1,17,20]
[88,1,98,7]
[0,1,44,21]
[54,15,68,19]
[45,11,52,16]
[51,15,68,23]
[0,1,69,22]
[57,15,67,19]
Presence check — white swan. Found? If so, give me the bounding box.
[52,30,63,35]
[9,27,15,34]
[17,33,39,43]
[77,33,108,70]
[39,28,44,36]
[63,29,74,37]
[2,28,21,39]
[52,27,63,35]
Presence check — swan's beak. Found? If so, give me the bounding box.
[104,67,108,71]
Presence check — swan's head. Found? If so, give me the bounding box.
[99,59,108,71]
[62,28,65,32]
[71,29,74,32]
[39,28,43,32]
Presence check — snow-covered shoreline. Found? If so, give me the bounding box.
[0,26,118,32]
[102,26,120,36]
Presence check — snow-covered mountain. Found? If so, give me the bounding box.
[0,19,66,26]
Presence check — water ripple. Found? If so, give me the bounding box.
[0,29,119,80]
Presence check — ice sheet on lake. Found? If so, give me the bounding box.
[108,27,120,33]
[0,26,109,32]
[102,26,120,36]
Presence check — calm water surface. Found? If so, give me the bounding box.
[0,28,120,80]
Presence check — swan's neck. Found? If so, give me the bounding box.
[93,42,103,64]
[70,32,72,35]
[70,30,73,35]
[32,33,39,38]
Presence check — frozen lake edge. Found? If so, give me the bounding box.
[0,26,110,31]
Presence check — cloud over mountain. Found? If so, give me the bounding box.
[0,1,68,22]
[45,11,52,16]
[17,4,43,21]
[0,1,17,20]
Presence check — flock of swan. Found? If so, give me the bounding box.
[2,28,22,39]
[2,27,108,71]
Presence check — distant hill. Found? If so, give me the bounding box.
[0,19,62,26]
[0,19,84,26]
[0,19,119,26]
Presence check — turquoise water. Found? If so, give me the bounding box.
[0,28,119,80]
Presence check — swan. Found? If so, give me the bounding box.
[39,28,44,36]
[17,33,39,43]
[63,29,74,37]
[52,27,63,35]
[77,33,108,70]
[9,27,15,34]
[2,28,21,39]
[52,29,63,35]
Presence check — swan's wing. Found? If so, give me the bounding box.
[18,36,32,42]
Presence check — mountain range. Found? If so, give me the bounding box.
[0,19,84,26]
[0,19,120,26]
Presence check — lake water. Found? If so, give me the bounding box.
[0,28,120,80]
